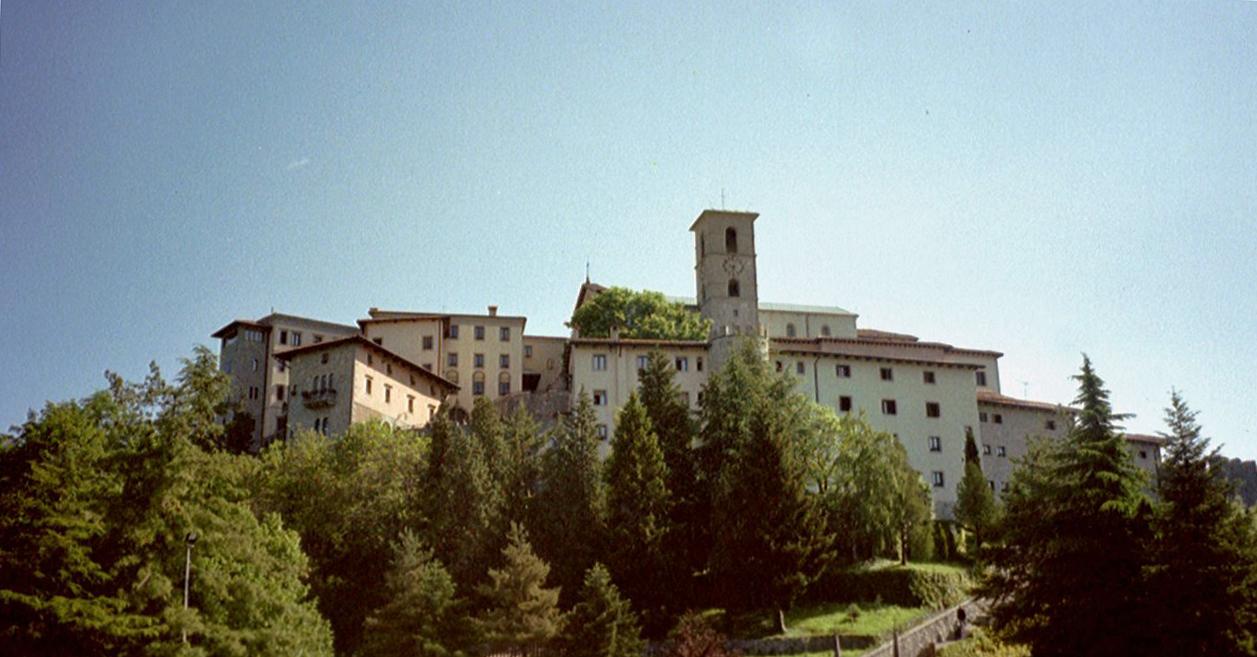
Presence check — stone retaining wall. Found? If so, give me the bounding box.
[861,600,983,657]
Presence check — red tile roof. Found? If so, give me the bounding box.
[275,335,458,392]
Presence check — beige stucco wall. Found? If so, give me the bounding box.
[361,318,446,372]
[286,344,357,438]
[263,317,358,444]
[976,403,1070,495]
[760,310,858,339]
[1126,439,1163,485]
[523,336,567,393]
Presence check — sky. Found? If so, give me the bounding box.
[2,2,1255,459]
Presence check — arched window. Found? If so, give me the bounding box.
[728,278,740,297]
[725,227,738,253]
[821,325,831,337]
[445,369,459,384]
[786,323,797,338]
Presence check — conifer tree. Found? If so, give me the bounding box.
[470,396,507,483]
[557,563,645,657]
[475,523,564,657]
[535,393,607,605]
[1148,391,1257,655]
[954,427,997,551]
[501,402,545,534]
[423,412,502,593]
[604,393,671,628]
[359,529,470,657]
[982,355,1152,657]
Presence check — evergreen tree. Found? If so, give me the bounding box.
[604,393,671,629]
[423,413,502,593]
[535,393,607,604]
[954,427,997,551]
[501,402,545,534]
[557,563,645,657]
[475,523,564,657]
[1148,391,1257,655]
[470,396,507,483]
[359,529,470,657]
[981,355,1152,657]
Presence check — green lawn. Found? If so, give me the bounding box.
[863,559,970,576]
[780,601,932,637]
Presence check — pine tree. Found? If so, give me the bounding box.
[359,530,469,657]
[535,393,607,604]
[954,427,997,551]
[470,396,507,483]
[475,523,564,657]
[501,402,545,534]
[424,412,502,593]
[557,563,645,657]
[981,355,1152,657]
[1148,391,1257,655]
[604,393,671,628]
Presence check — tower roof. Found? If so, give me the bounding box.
[689,209,759,232]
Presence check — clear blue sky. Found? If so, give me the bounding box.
[3,2,1255,459]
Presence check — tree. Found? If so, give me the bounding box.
[888,444,933,565]
[704,342,833,619]
[568,287,710,340]
[1147,391,1257,655]
[534,393,606,604]
[981,355,1152,657]
[470,396,507,483]
[825,415,909,563]
[359,530,470,657]
[501,402,546,534]
[475,523,564,657]
[954,428,998,551]
[603,393,671,628]
[0,353,333,656]
[664,613,736,657]
[422,412,502,594]
[557,563,645,657]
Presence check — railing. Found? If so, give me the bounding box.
[301,388,337,408]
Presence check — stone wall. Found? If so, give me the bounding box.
[861,600,982,657]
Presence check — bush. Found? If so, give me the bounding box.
[809,564,970,609]
[937,628,1029,657]
[932,521,962,562]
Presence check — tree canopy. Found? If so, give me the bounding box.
[568,287,710,340]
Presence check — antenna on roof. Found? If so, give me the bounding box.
[1021,381,1030,398]
[585,259,590,284]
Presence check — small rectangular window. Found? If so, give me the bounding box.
[1046,419,1057,431]
[928,436,942,452]
[279,330,288,345]
[276,385,285,401]
[593,389,607,406]
[313,334,323,344]
[679,391,691,407]
[448,352,458,367]
[983,444,992,455]
[473,381,485,396]
[500,326,510,341]
[997,445,1007,457]
[976,371,988,387]
[525,345,533,357]
[474,353,485,368]
[839,396,852,412]
[384,385,392,403]
[500,354,510,368]
[423,336,434,350]
[676,357,689,371]
[979,412,989,422]
[796,361,805,375]
[474,325,485,340]
[292,332,302,346]
[775,361,783,372]
[836,364,851,378]
[881,399,897,415]
[449,324,459,339]
[251,358,259,372]
[636,355,649,371]
[926,402,941,418]
[994,414,1003,424]
[880,367,893,381]
[365,377,373,395]
[923,371,936,384]
[408,395,415,413]
[596,424,608,440]
[592,354,608,371]
[277,359,286,373]
[697,357,704,372]
[932,471,945,487]
[373,337,383,346]
[500,380,511,396]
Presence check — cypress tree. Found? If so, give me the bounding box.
[954,427,997,551]
[1148,391,1257,655]
[558,563,645,657]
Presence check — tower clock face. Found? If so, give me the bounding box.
[722,257,745,276]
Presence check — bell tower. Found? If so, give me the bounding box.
[691,209,760,372]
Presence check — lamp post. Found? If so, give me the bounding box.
[182,531,197,644]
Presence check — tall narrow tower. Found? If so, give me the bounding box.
[691,209,760,372]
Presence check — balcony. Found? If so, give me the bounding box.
[301,388,337,409]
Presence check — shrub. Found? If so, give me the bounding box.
[810,564,970,609]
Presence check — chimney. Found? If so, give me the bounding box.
[488,305,498,317]
[611,325,621,340]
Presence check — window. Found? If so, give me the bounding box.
[979,411,989,422]
[365,377,373,395]
[368,354,373,365]
[697,357,704,372]
[983,444,992,455]
[277,359,286,372]
[328,372,334,389]
[276,385,285,401]
[725,227,738,253]
[728,278,740,297]
[926,402,941,418]
[248,385,259,400]
[1046,419,1057,431]
[500,326,510,341]
[292,332,302,346]
[923,371,936,384]
[786,323,797,338]
[384,385,392,403]
[636,355,649,371]
[525,345,533,357]
[836,364,851,378]
[928,436,942,452]
[251,358,258,372]
[408,395,415,413]
[311,375,319,390]
[499,372,511,396]
[880,367,893,381]
[446,369,459,383]
[386,363,392,376]
[423,363,432,371]
[423,336,433,350]
[993,414,1003,424]
[448,352,458,367]
[976,370,987,387]
[428,405,436,420]
[373,337,383,346]
[932,471,945,488]
[596,424,609,440]
[821,324,831,337]
[592,354,607,371]
[679,391,690,407]
[500,354,510,368]
[997,446,1007,457]
[313,334,323,344]
[593,389,607,406]
[881,399,898,415]
[449,324,460,339]
[473,371,485,396]
[839,396,852,412]
[1139,450,1148,460]
[775,361,783,372]
[474,325,485,341]
[676,357,689,371]
[989,480,996,491]
[279,330,288,345]
[321,352,329,364]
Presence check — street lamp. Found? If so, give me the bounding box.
[182,532,197,643]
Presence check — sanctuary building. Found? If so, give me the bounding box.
[212,209,1162,517]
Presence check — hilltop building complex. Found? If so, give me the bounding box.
[212,209,1162,516]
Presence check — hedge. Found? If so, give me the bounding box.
[809,564,971,609]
